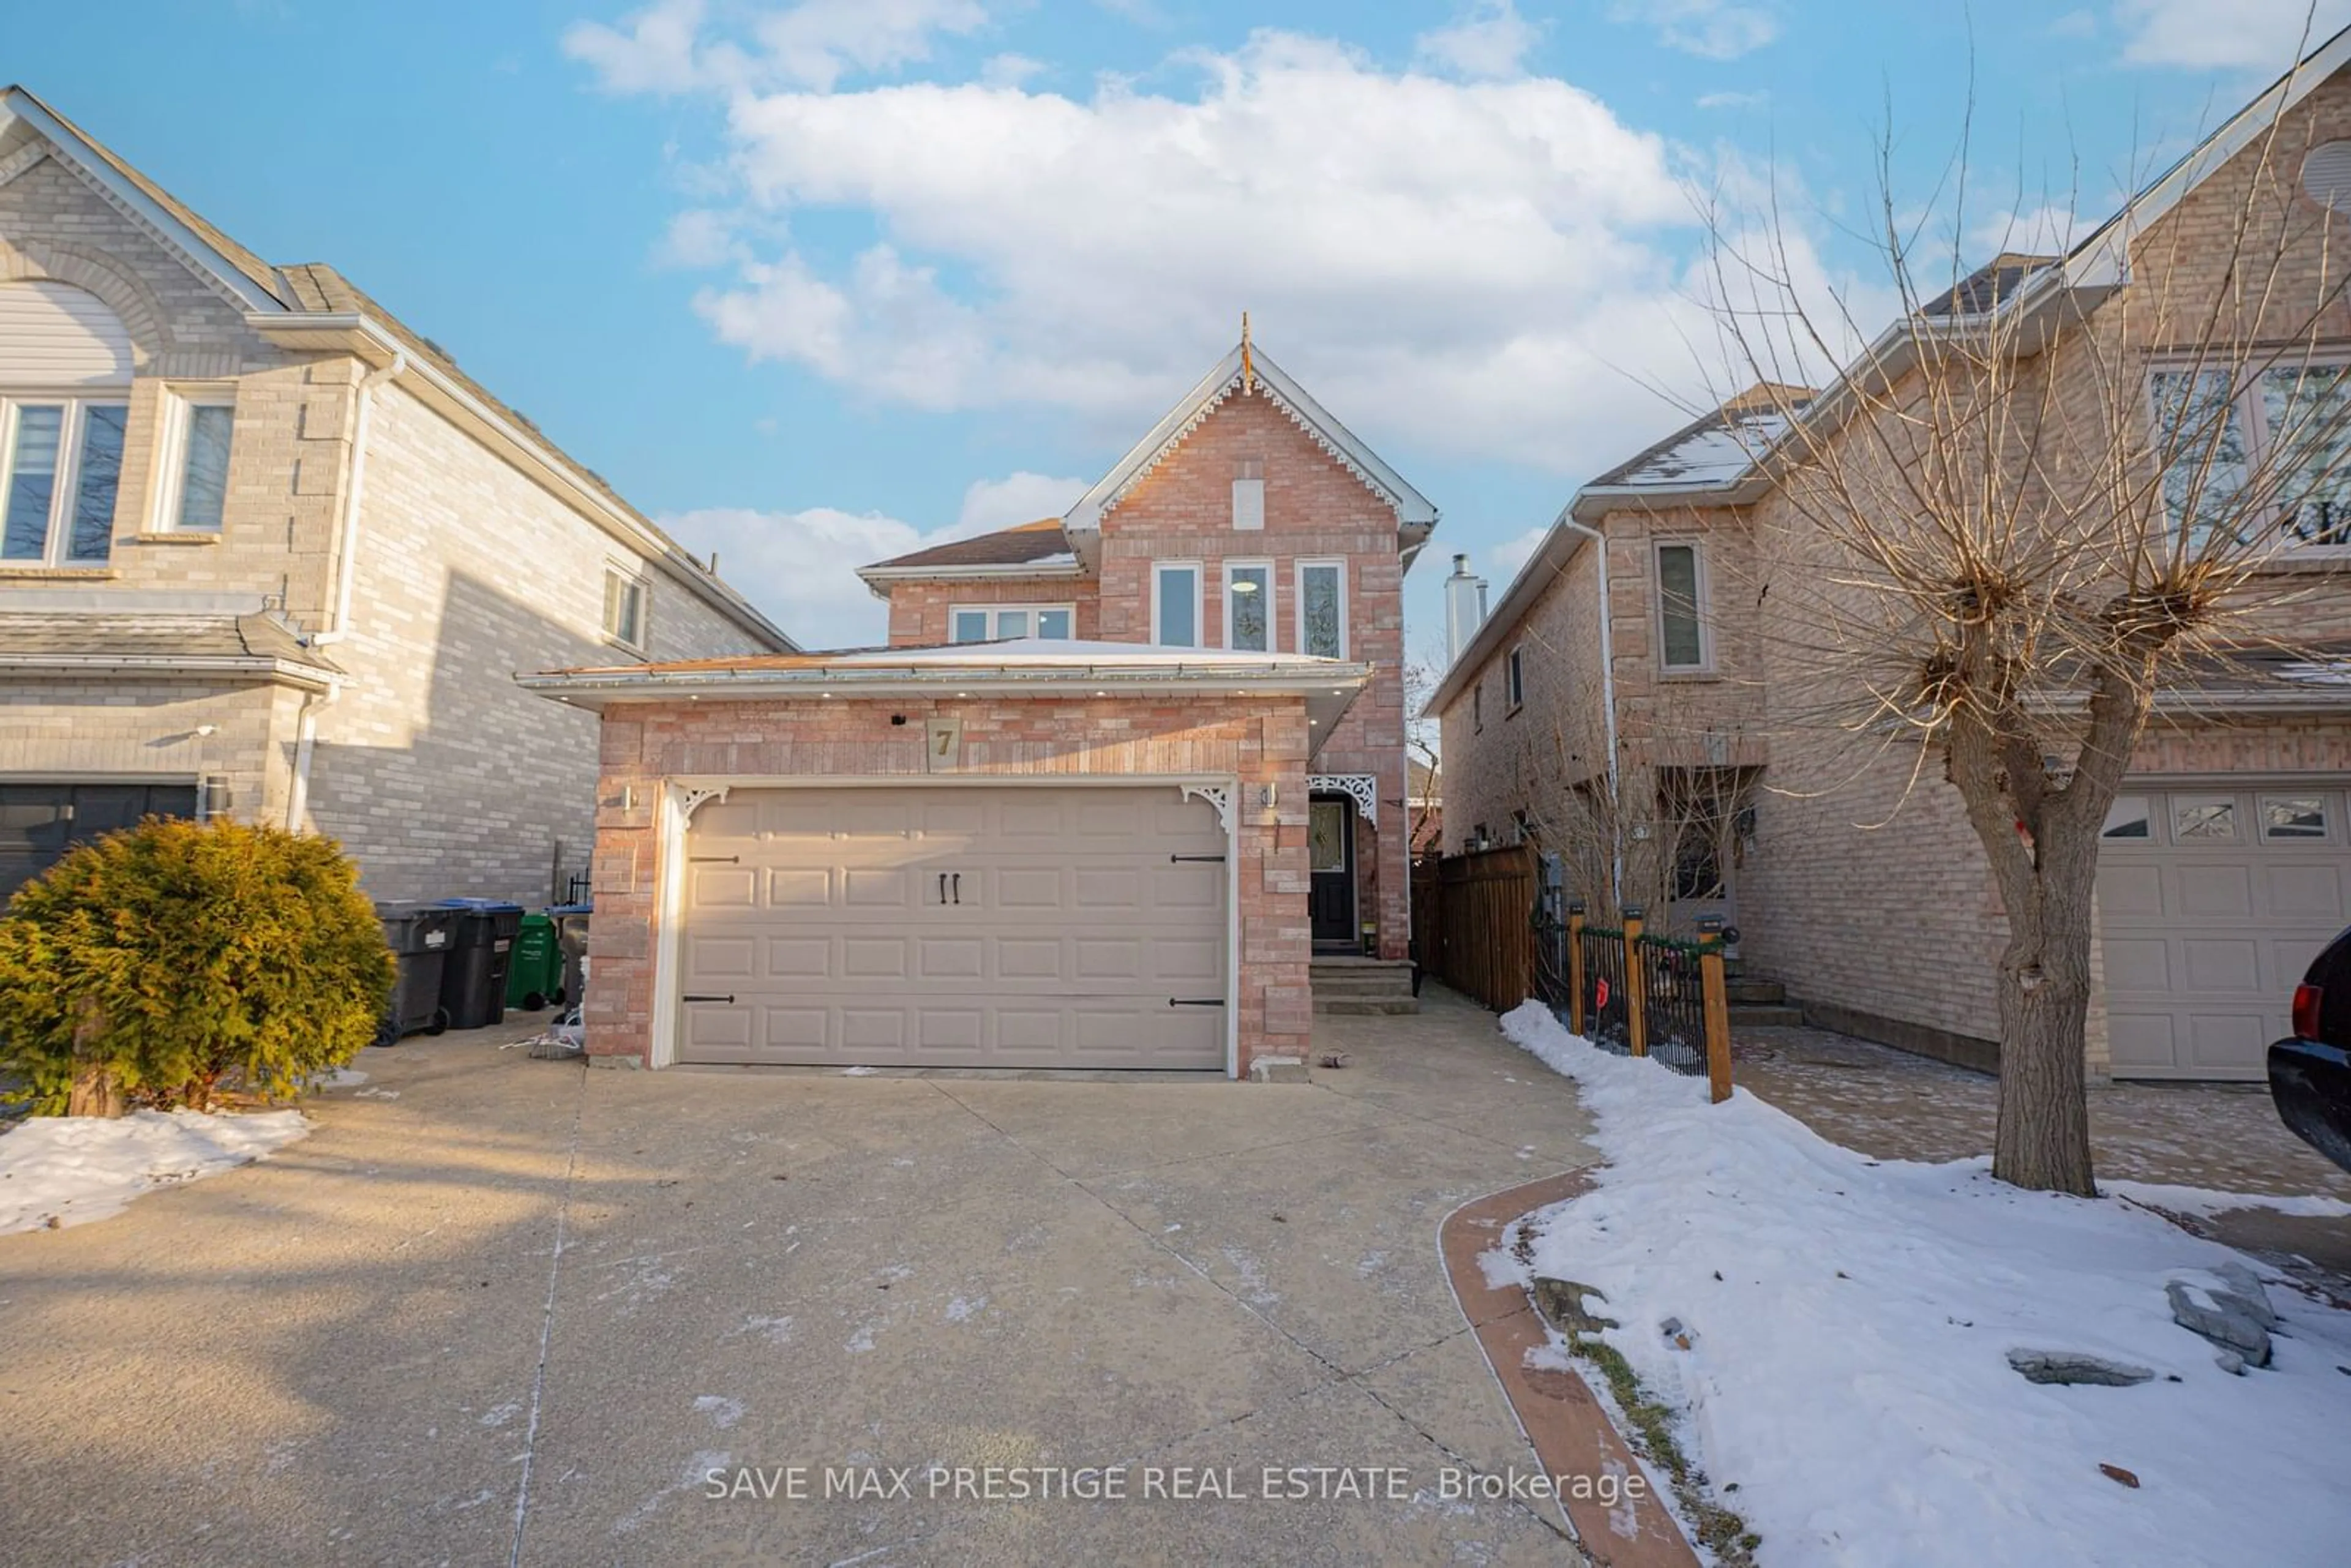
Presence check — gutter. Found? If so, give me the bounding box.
[0,652,340,691]
[243,310,797,653]
[855,560,1088,599]
[313,350,405,646]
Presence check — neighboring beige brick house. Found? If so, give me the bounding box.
[1433,36,2351,1082]
[0,86,793,903]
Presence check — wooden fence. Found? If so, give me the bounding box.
[1410,844,1537,1011]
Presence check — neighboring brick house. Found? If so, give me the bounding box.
[528,339,1436,1076]
[0,87,793,903]
[1433,34,2351,1082]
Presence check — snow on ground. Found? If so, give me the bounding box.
[2101,1179,2351,1221]
[0,1108,311,1235]
[1498,1002,2351,1568]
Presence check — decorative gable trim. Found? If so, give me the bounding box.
[1065,341,1439,535]
[0,94,287,317]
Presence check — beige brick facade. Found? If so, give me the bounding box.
[581,694,1317,1074]
[0,118,785,904]
[1438,64,2351,1066]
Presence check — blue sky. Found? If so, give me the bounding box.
[11,1,2344,651]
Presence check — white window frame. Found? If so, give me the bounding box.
[1152,560,1203,648]
[1221,558,1273,652]
[1654,538,1711,673]
[1294,558,1348,659]
[0,393,131,566]
[603,565,650,654]
[150,387,236,534]
[1232,459,1265,531]
[2146,353,2351,553]
[948,602,1077,642]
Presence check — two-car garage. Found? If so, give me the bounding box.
[674,784,1232,1071]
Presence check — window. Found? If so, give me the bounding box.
[602,568,648,650]
[2101,796,2152,839]
[1297,559,1346,658]
[1656,541,1707,670]
[2173,795,2237,841]
[1472,679,1483,732]
[2147,361,2351,550]
[0,397,128,565]
[156,394,233,532]
[1224,560,1272,651]
[948,604,1075,642]
[2263,795,2330,840]
[1505,645,1526,711]
[1232,457,1265,530]
[1153,562,1201,647]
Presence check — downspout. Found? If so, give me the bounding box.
[313,348,407,647]
[290,348,401,828]
[1558,517,1622,907]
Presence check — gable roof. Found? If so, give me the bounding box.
[860,518,1077,573]
[1585,384,1812,493]
[1919,253,2058,318]
[1062,340,1439,559]
[0,85,797,653]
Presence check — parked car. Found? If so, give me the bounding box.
[2268,927,2351,1174]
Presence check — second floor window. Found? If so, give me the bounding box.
[0,397,127,566]
[2149,361,2351,550]
[1153,561,1201,647]
[951,604,1074,642]
[604,568,648,651]
[1506,645,1526,710]
[1657,541,1707,670]
[1297,559,1346,658]
[1224,560,1271,651]
[157,394,233,532]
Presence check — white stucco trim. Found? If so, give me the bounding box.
[653,772,1245,1079]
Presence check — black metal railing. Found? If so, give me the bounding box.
[1635,934,1712,1076]
[1577,925,1631,1053]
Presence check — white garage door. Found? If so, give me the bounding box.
[2098,782,2351,1079]
[677,785,1229,1070]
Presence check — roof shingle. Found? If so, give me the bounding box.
[862,519,1076,572]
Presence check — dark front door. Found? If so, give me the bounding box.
[0,782,200,904]
[1308,796,1356,947]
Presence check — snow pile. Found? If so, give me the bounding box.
[1498,1002,2351,1568]
[0,1108,311,1235]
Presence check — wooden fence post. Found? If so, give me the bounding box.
[1567,901,1586,1036]
[1697,915,1732,1104]
[1622,904,1647,1057]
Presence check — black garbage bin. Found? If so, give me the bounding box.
[547,902,592,1017]
[436,899,525,1030]
[377,902,457,1043]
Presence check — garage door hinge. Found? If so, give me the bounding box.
[689,855,740,864]
[1169,853,1228,863]
[683,993,735,1003]
[1169,997,1226,1007]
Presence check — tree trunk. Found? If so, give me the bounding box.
[64,995,122,1119]
[1990,872,2097,1196]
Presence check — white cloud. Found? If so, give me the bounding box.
[1696,89,1768,110]
[565,0,989,94]
[2115,0,2351,70]
[2047,9,2097,38]
[1610,1,1780,61]
[1414,1,1542,81]
[979,52,1046,88]
[633,26,1791,473]
[656,208,744,268]
[1492,525,1548,576]
[1966,201,2083,258]
[956,471,1087,530]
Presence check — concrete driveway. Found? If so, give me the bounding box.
[0,987,1597,1566]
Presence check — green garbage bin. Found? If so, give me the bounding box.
[506,912,563,1011]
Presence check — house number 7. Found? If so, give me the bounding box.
[924,718,962,771]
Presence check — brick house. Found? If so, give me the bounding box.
[528,339,1436,1076]
[1433,33,2351,1082]
[0,87,792,903]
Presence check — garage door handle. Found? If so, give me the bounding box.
[1169,997,1226,1007]
[683,994,735,1004]
[691,855,739,864]
[952,872,962,904]
[1171,853,1227,863]
[939,872,948,904]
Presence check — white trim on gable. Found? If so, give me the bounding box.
[0,91,289,316]
[1063,342,1439,541]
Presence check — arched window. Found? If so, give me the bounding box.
[0,282,133,566]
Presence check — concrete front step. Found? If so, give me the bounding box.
[1725,978,1787,1006]
[1310,959,1420,1015]
[1316,996,1423,1015]
[1730,1003,1805,1028]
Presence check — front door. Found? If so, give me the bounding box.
[1309,796,1356,948]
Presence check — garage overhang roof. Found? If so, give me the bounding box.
[519,638,1373,746]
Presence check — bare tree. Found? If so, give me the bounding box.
[1699,37,2351,1191]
